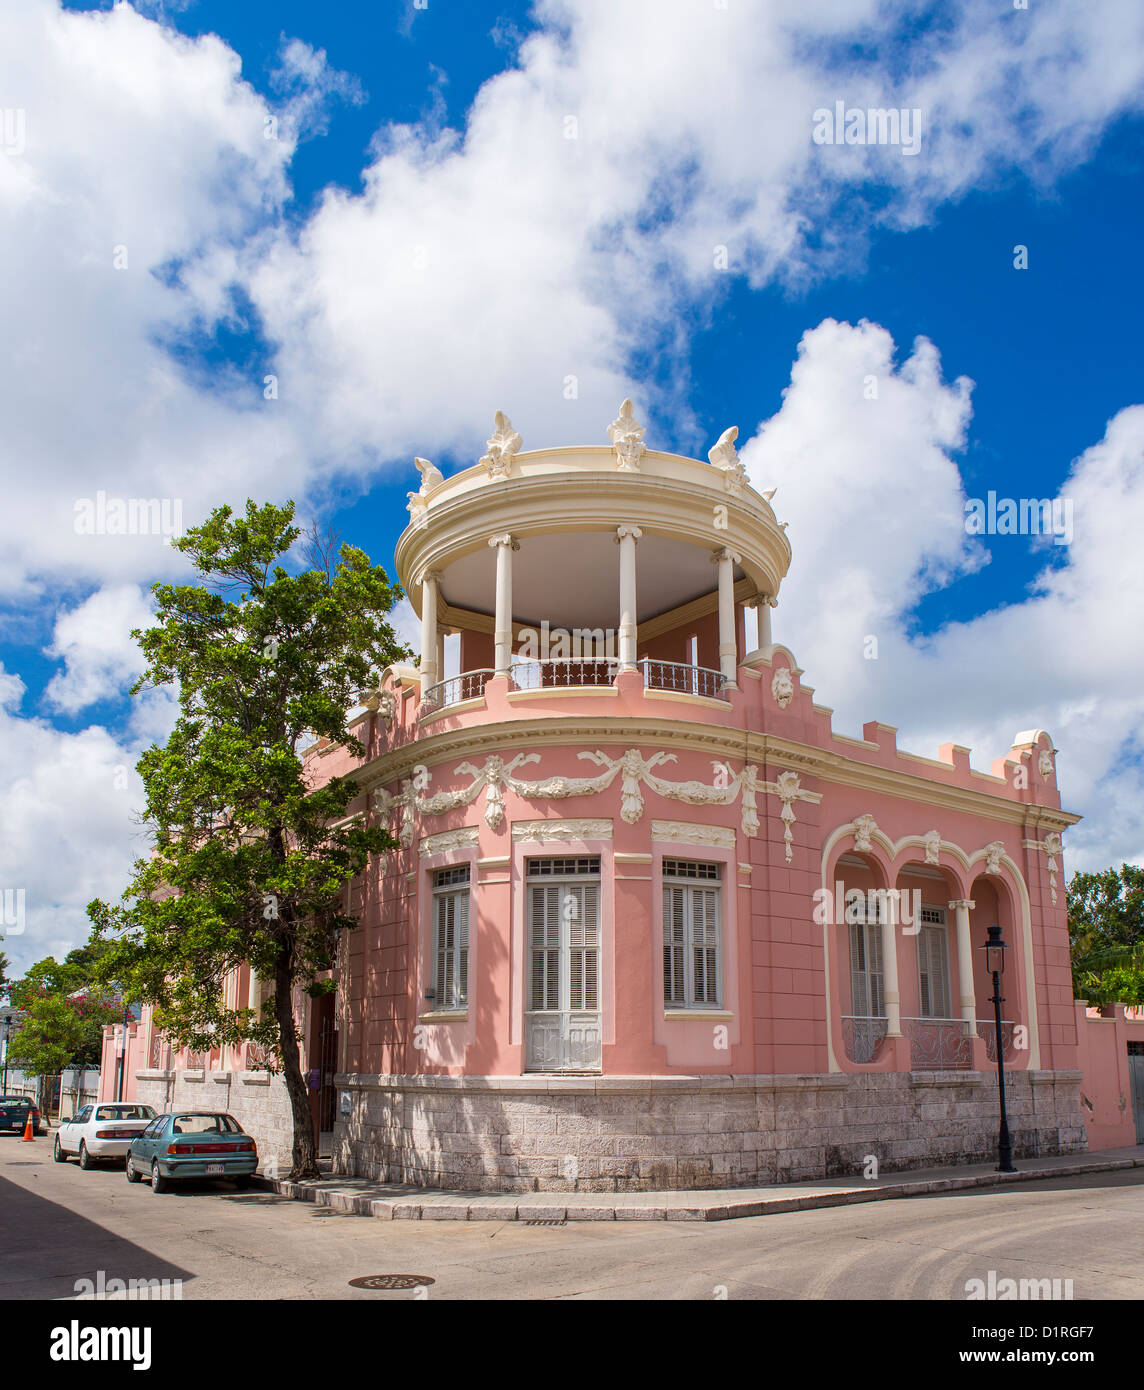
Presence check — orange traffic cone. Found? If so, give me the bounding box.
[20,1109,35,1142]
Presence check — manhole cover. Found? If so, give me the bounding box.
[523,1218,566,1226]
[348,1274,435,1290]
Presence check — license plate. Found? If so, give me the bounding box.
[205,1163,225,1175]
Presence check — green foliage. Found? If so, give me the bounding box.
[1067,864,1144,1006]
[87,501,407,1174]
[5,940,123,1072]
[6,991,121,1074]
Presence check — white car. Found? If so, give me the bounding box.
[53,1102,158,1169]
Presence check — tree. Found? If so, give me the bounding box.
[6,943,123,1075]
[89,501,406,1179]
[6,990,120,1077]
[1067,864,1144,1007]
[0,952,9,1001]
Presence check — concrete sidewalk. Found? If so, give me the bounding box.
[252,1144,1144,1223]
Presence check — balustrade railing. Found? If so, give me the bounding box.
[421,668,495,712]
[510,657,619,691]
[841,1014,888,1064]
[640,658,728,699]
[902,1017,973,1069]
[419,658,730,710]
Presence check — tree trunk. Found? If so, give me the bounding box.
[274,948,318,1180]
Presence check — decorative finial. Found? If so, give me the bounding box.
[480,412,522,480]
[607,399,646,472]
[708,426,739,469]
[708,425,746,493]
[407,456,444,520]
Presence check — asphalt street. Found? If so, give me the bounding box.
[3,1135,1143,1301]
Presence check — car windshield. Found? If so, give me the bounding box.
[0,1097,31,1107]
[169,1114,242,1135]
[94,1105,155,1121]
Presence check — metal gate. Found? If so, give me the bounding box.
[1129,1043,1144,1145]
[318,1016,338,1132]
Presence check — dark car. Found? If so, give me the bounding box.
[125,1112,258,1192]
[0,1095,48,1136]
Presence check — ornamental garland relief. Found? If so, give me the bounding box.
[373,749,820,857]
[1042,831,1062,905]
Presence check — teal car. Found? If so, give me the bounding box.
[125,1111,258,1193]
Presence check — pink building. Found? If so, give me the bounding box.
[112,406,1137,1188]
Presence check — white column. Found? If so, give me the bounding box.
[880,908,902,1037]
[757,595,774,650]
[419,568,441,692]
[489,534,518,675]
[950,899,979,1035]
[713,548,741,688]
[436,629,446,683]
[246,967,259,1012]
[615,524,642,672]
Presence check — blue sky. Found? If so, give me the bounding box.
[3,0,1144,967]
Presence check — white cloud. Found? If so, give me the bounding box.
[43,584,155,714]
[2,0,1141,601]
[742,322,1144,871]
[0,664,151,974]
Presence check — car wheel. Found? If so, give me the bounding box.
[78,1141,94,1170]
[232,1174,252,1190]
[125,1154,142,1183]
[150,1160,168,1194]
[53,1135,68,1163]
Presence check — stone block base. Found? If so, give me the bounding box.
[134,1068,295,1172]
[331,1070,1087,1193]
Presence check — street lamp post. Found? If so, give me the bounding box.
[982,924,1017,1173]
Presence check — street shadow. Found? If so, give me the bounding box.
[0,1173,194,1301]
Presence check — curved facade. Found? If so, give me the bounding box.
[291,407,1086,1191]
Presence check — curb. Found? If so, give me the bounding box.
[250,1155,1144,1223]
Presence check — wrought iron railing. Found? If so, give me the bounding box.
[245,1040,275,1070]
[977,1019,1019,1064]
[510,657,619,691]
[640,658,728,699]
[902,1017,973,1069]
[421,668,495,712]
[841,1015,888,1064]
